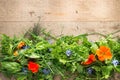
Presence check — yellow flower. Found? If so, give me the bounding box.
[13,51,19,56]
[17,41,25,49]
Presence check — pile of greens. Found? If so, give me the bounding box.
[0,25,120,80]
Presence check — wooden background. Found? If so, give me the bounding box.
[0,0,120,80]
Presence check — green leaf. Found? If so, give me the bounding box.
[76,63,83,73]
[99,38,108,46]
[17,76,27,80]
[1,62,21,73]
[102,66,113,79]
[71,62,77,73]
[8,44,13,55]
[35,41,49,50]
[90,43,98,53]
[25,53,40,58]
[59,59,67,64]
[116,65,120,72]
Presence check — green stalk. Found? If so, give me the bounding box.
[53,65,65,79]
[97,73,98,80]
[46,62,54,74]
[86,32,106,37]
[108,29,120,35]
[43,57,54,74]
[42,31,57,40]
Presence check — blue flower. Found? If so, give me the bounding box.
[42,68,50,75]
[87,67,93,75]
[48,40,53,44]
[47,62,52,65]
[22,45,29,49]
[22,67,28,74]
[112,59,119,67]
[66,50,72,57]
[48,48,52,52]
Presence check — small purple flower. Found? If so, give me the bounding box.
[112,59,119,67]
[87,67,93,75]
[66,50,72,57]
[42,68,50,75]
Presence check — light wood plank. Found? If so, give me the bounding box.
[0,21,120,41]
[0,0,120,21]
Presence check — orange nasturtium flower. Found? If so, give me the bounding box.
[28,61,40,73]
[17,41,25,49]
[96,46,112,61]
[13,51,19,56]
[82,54,96,65]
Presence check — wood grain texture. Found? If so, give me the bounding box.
[0,0,120,22]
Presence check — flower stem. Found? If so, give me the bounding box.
[108,29,120,35]
[53,65,65,79]
[86,32,106,37]
[43,57,54,74]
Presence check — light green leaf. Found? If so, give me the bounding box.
[25,53,40,58]
[102,66,113,79]
[59,59,67,64]
[1,62,21,73]
[90,43,98,53]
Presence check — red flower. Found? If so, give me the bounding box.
[82,54,96,65]
[28,61,40,73]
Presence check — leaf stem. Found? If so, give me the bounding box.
[108,29,120,35]
[53,65,65,79]
[43,57,54,74]
[86,32,106,37]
